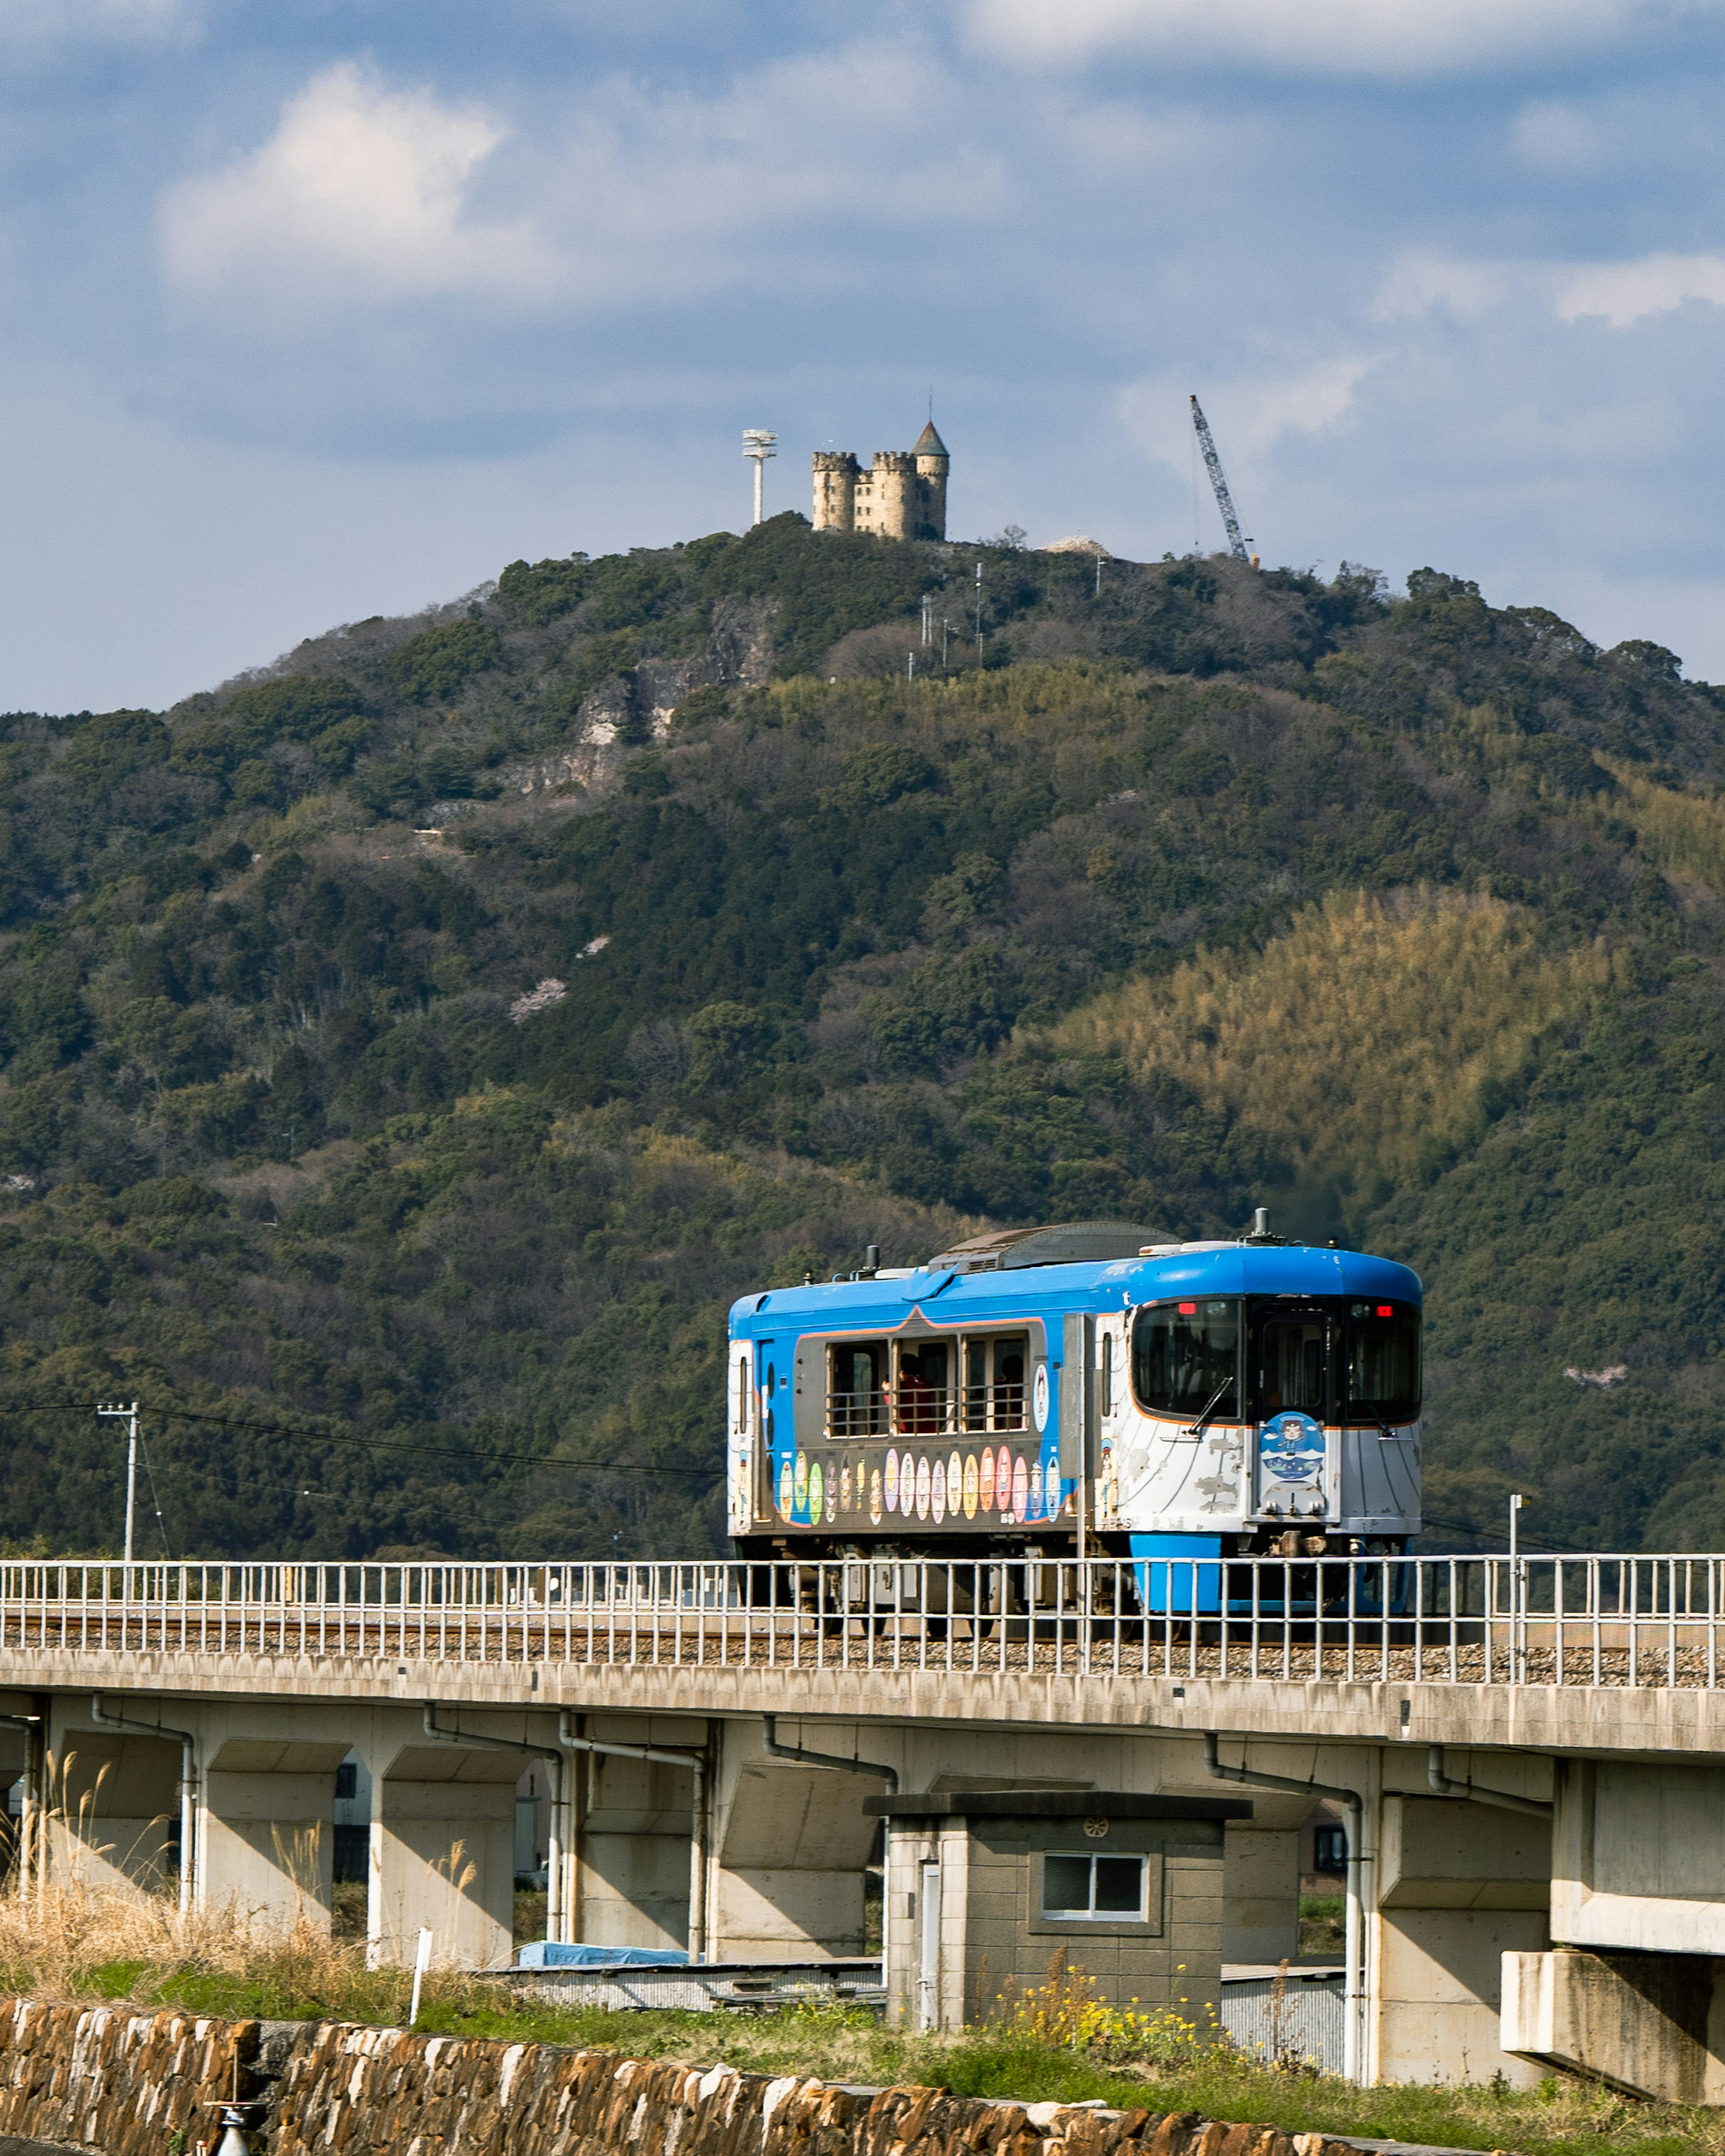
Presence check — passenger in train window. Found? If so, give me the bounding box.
[960,1335,1027,1430]
[995,1340,1026,1429]
[896,1341,950,1434]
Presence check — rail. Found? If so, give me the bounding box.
[0,1554,1722,1686]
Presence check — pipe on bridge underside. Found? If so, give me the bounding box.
[556,1711,711,1964]
[90,1694,196,1919]
[420,1705,571,1945]
[1203,1731,1364,2086]
[1426,1746,1553,1818]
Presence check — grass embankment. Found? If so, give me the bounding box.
[0,1883,1710,2156]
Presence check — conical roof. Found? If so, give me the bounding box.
[913,421,948,457]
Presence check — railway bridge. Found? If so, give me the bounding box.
[2,1549,1723,2102]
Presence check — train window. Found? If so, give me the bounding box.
[1344,1302,1421,1426]
[1132,1300,1239,1421]
[827,1342,886,1437]
[1100,1332,1114,1417]
[1259,1316,1330,1418]
[894,1338,954,1435]
[962,1335,1028,1432]
[733,1354,751,1434]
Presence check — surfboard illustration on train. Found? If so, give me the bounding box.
[725,1215,1421,1566]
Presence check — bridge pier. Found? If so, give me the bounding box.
[710,1724,881,1959]
[1373,1787,1551,2089]
[49,1702,177,1896]
[199,1736,345,1931]
[1496,1756,1725,2100]
[366,1731,518,1970]
[572,1716,706,1953]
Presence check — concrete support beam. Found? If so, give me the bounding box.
[200,1739,348,1933]
[574,1747,694,1952]
[1553,1758,1725,1955]
[367,1739,518,1970]
[1504,1946,1725,2103]
[1372,1793,1552,2090]
[710,1724,883,1960]
[1219,1796,1306,1964]
[47,1705,177,1895]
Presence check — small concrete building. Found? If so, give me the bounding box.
[867,1789,1249,2032]
[812,425,948,540]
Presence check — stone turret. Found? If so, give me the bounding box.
[912,421,948,542]
[811,425,949,541]
[812,450,861,532]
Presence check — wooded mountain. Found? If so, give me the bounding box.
[0,515,1721,1561]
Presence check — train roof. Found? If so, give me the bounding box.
[729,1220,1421,1333]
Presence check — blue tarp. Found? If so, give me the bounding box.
[516,1941,691,1969]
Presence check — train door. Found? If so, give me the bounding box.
[1094,1312,1128,1527]
[1250,1305,1337,1521]
[728,1341,755,1534]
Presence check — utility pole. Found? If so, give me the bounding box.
[1509,1492,1526,1684]
[96,1400,140,1566]
[742,430,776,527]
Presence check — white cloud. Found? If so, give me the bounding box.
[964,0,1718,77]
[1373,247,1725,330]
[1554,251,1725,325]
[1371,253,1515,322]
[156,44,999,323]
[1118,358,1372,495]
[159,61,551,311]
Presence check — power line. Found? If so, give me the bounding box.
[12,1400,723,1480]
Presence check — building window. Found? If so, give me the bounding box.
[1042,1852,1146,1920]
[1313,1824,1347,1872]
[334,1762,357,1800]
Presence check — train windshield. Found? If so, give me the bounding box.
[1132,1299,1239,1420]
[1344,1300,1421,1425]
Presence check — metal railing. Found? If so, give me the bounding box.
[824,1389,1030,1439]
[0,1553,1723,1687]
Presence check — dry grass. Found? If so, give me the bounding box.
[1039,887,1616,1205]
[0,1875,1708,2156]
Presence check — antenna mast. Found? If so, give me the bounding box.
[1189,395,1251,562]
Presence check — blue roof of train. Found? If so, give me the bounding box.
[730,1241,1420,1335]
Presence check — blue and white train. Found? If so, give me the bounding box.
[726,1217,1421,1564]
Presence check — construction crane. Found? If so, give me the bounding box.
[1189,394,1251,562]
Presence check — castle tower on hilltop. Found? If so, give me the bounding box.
[813,422,948,541]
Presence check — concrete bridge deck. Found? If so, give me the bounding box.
[5,1553,1725,2103]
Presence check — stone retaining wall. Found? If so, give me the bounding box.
[0,2001,1369,2156]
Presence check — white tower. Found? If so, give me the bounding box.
[742,430,777,527]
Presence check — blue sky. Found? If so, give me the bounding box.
[4,0,1725,709]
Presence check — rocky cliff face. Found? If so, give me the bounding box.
[499,595,778,804]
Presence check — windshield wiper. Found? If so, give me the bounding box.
[1183,1382,1236,1438]
[1352,1404,1400,1438]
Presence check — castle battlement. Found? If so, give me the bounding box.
[813,423,948,541]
